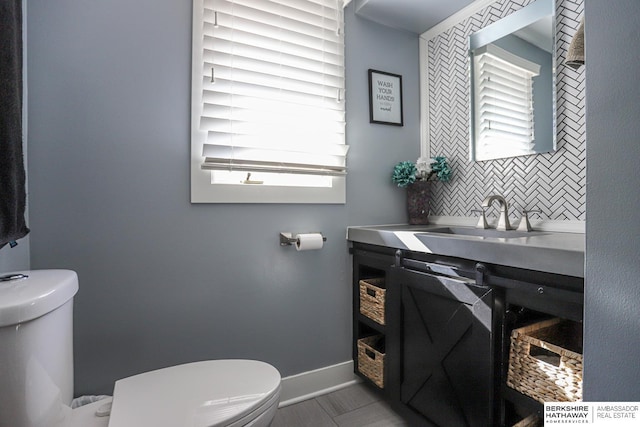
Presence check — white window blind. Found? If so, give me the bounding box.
[191,0,347,203]
[473,44,540,160]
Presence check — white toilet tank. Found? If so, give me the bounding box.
[0,270,79,427]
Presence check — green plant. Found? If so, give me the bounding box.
[392,156,451,188]
[429,156,452,182]
[391,161,418,188]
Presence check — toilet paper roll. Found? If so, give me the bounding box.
[295,233,324,251]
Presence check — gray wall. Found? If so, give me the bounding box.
[26,0,418,395]
[0,237,29,272]
[583,0,640,400]
[345,9,421,224]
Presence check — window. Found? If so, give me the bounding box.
[191,0,347,203]
[473,44,540,160]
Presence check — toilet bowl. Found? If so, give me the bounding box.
[0,270,281,427]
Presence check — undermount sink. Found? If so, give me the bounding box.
[422,227,547,239]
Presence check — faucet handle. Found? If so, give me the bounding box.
[471,209,489,229]
[517,208,542,232]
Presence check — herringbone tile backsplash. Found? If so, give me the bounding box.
[427,0,585,221]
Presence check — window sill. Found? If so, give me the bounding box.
[190,167,346,204]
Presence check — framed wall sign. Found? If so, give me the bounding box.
[368,69,403,126]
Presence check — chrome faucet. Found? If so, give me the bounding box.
[517,208,542,232]
[481,194,513,231]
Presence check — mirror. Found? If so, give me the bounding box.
[469,0,555,162]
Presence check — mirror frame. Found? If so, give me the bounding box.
[468,0,556,162]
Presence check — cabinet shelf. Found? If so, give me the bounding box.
[502,383,544,417]
[357,313,386,334]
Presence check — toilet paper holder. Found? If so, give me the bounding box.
[279,232,326,246]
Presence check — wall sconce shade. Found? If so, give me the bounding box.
[566,18,585,69]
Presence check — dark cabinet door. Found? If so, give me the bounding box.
[387,266,494,427]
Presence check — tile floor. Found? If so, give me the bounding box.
[271,382,410,427]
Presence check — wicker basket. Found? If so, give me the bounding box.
[507,318,583,403]
[359,278,386,325]
[357,335,385,388]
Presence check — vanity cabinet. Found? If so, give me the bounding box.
[350,242,584,427]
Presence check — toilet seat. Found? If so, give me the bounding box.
[107,360,281,427]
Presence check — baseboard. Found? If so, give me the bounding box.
[278,361,360,408]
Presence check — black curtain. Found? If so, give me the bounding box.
[0,0,29,249]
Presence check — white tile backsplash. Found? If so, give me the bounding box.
[426,0,585,221]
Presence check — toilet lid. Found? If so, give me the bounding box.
[107,360,281,427]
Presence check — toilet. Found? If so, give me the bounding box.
[0,270,281,427]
